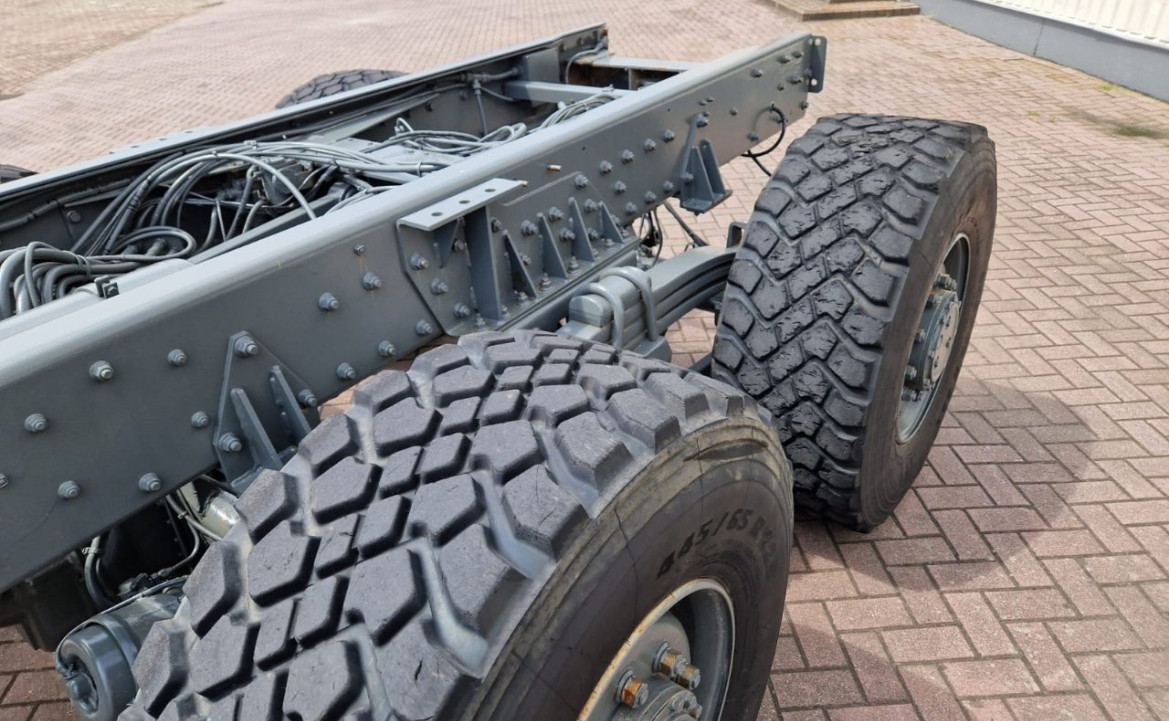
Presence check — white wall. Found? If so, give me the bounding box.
[972,0,1169,44]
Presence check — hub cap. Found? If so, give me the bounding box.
[897,232,970,442]
[579,579,735,721]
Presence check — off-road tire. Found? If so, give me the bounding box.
[713,114,995,531]
[0,164,33,183]
[122,330,793,721]
[275,69,406,108]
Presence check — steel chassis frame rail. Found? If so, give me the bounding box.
[0,25,824,590]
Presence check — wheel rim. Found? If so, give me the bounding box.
[897,232,970,443]
[578,579,735,721]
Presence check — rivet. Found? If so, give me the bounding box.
[167,349,188,367]
[409,253,429,270]
[337,363,358,381]
[613,181,627,195]
[621,150,635,164]
[218,434,242,453]
[138,473,162,493]
[191,412,210,429]
[704,96,715,104]
[24,414,47,434]
[362,273,383,291]
[58,481,81,500]
[662,129,676,142]
[643,139,657,152]
[574,174,589,188]
[234,336,259,358]
[453,303,471,319]
[297,389,318,407]
[318,293,340,312]
[353,244,366,255]
[599,160,613,174]
[89,361,114,383]
[416,320,435,336]
[430,278,449,295]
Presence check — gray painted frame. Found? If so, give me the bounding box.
[0,27,826,591]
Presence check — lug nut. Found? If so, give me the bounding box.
[138,473,162,493]
[616,671,649,709]
[657,646,703,689]
[89,361,114,382]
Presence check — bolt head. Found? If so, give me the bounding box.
[89,361,114,382]
[138,473,162,493]
[58,481,81,500]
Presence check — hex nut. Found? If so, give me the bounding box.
[337,363,358,381]
[297,389,319,408]
[233,336,259,358]
[377,341,396,358]
[218,434,242,453]
[167,349,188,367]
[89,361,115,382]
[58,481,81,500]
[0,473,9,489]
[138,473,162,493]
[191,412,211,429]
[362,273,383,291]
[25,414,48,434]
[318,293,341,312]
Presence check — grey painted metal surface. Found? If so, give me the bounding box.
[915,0,1169,101]
[0,27,824,591]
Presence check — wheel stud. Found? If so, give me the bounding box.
[656,645,702,689]
[616,670,649,709]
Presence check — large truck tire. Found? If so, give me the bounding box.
[713,114,996,531]
[121,330,794,721]
[275,69,406,108]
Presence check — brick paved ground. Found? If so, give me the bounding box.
[2,0,1168,719]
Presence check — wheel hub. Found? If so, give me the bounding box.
[579,580,734,721]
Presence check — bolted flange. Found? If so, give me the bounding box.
[89,361,114,383]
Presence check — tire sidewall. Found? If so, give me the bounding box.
[857,140,997,526]
[469,418,793,721]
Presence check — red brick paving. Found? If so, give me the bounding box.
[2,0,1169,719]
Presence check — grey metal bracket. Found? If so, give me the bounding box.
[808,36,828,93]
[679,137,730,213]
[214,331,319,489]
